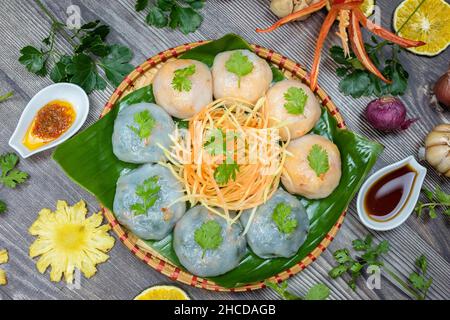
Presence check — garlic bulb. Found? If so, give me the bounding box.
[424,124,450,177]
[270,0,320,20]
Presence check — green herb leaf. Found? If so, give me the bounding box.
[0,91,13,103]
[330,42,409,98]
[19,46,48,76]
[283,87,308,115]
[0,153,29,189]
[265,281,300,300]
[194,220,223,257]
[204,128,226,156]
[415,186,450,219]
[333,249,352,264]
[272,202,298,234]
[131,176,161,216]
[329,264,349,279]
[146,6,169,28]
[66,54,100,93]
[225,51,254,88]
[307,144,329,177]
[304,283,330,300]
[100,44,134,87]
[169,5,203,34]
[128,109,156,140]
[50,55,72,83]
[172,64,196,92]
[214,162,239,185]
[0,200,6,214]
[135,0,149,11]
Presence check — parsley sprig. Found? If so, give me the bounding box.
[415,186,450,219]
[214,162,239,186]
[0,153,29,214]
[330,37,408,98]
[225,51,254,88]
[131,176,161,216]
[135,0,205,35]
[265,280,330,300]
[329,235,433,300]
[172,64,196,92]
[284,87,308,115]
[272,203,297,234]
[194,220,223,258]
[128,110,156,141]
[19,0,134,94]
[307,144,329,177]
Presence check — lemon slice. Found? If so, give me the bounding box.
[327,0,376,17]
[394,0,450,56]
[134,285,190,300]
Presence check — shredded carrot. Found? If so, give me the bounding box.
[159,98,289,223]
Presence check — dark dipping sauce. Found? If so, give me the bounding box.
[364,164,417,222]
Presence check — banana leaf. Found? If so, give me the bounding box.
[53,34,383,288]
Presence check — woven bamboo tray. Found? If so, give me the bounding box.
[100,41,347,292]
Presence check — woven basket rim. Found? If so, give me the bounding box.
[100,40,347,292]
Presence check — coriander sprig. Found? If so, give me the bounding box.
[214,162,239,186]
[135,0,205,35]
[194,220,223,258]
[330,37,409,98]
[19,0,134,94]
[272,202,297,234]
[225,51,254,88]
[415,186,450,219]
[0,153,29,214]
[172,64,196,92]
[307,144,329,177]
[131,176,161,216]
[128,110,156,141]
[265,280,330,300]
[284,87,308,115]
[329,235,433,300]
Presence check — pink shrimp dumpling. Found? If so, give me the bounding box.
[153,59,213,119]
[265,80,321,141]
[282,134,342,199]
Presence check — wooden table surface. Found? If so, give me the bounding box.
[0,0,449,300]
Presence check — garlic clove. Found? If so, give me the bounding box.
[425,145,448,167]
[270,0,294,18]
[436,156,450,174]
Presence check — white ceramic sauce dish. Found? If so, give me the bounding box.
[9,83,89,158]
[357,156,427,231]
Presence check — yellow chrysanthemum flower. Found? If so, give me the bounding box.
[29,200,115,284]
[0,249,8,285]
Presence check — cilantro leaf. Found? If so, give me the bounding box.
[272,202,298,234]
[0,153,29,189]
[225,51,254,88]
[99,44,134,87]
[146,6,169,28]
[128,109,156,140]
[415,186,450,219]
[204,128,226,156]
[284,87,308,115]
[172,64,196,92]
[19,46,48,76]
[330,42,409,98]
[329,264,349,279]
[135,0,149,11]
[0,200,6,214]
[169,5,203,34]
[304,283,330,300]
[194,220,223,257]
[307,144,329,177]
[266,281,329,300]
[131,176,161,216]
[0,91,13,103]
[214,162,239,185]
